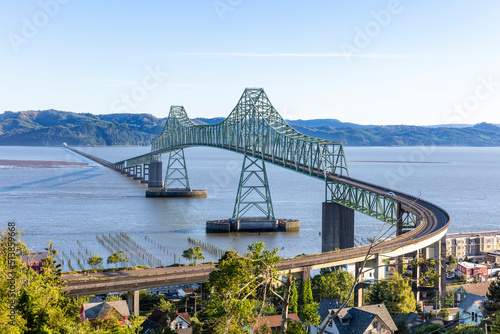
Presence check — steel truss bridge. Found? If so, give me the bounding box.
[69,88,450,310]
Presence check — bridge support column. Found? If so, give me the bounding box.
[433,236,446,309]
[127,290,139,316]
[354,262,363,307]
[148,161,163,187]
[412,249,421,305]
[321,202,354,252]
[396,203,404,275]
[301,267,311,282]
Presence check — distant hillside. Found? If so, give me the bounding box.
[287,118,372,129]
[1,110,500,146]
[0,110,166,146]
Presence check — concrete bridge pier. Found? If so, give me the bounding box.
[412,248,421,304]
[127,290,139,316]
[148,161,163,187]
[321,202,354,252]
[395,203,404,275]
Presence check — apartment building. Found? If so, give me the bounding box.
[446,231,500,263]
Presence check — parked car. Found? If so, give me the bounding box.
[387,192,395,197]
[446,272,455,279]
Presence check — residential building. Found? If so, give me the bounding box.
[311,303,398,334]
[456,262,488,282]
[450,283,490,306]
[140,309,191,334]
[21,251,48,274]
[80,297,130,326]
[446,231,500,262]
[457,293,488,326]
[251,314,301,333]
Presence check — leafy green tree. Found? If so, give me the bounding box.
[107,251,128,268]
[197,242,281,333]
[367,273,416,316]
[182,246,205,265]
[0,231,85,333]
[289,280,298,314]
[285,320,307,333]
[87,254,103,269]
[415,323,446,334]
[311,269,354,303]
[448,324,485,334]
[491,310,500,334]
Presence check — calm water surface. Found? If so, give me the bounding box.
[1,146,499,270]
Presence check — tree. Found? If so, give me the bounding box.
[311,269,354,303]
[182,246,205,265]
[197,242,281,333]
[394,319,411,334]
[289,280,298,314]
[415,323,446,334]
[107,251,128,268]
[366,273,416,316]
[87,254,103,269]
[448,324,485,334]
[0,230,84,333]
[298,280,320,326]
[486,279,500,310]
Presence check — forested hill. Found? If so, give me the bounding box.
[0,110,166,146]
[1,110,500,146]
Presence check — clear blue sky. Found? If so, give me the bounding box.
[1,0,500,125]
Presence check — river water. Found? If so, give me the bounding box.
[1,145,499,270]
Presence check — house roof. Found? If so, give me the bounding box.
[21,251,49,262]
[317,299,341,319]
[139,319,164,334]
[461,283,490,296]
[146,309,169,327]
[324,304,398,334]
[82,300,130,320]
[394,312,424,328]
[175,311,191,325]
[458,293,488,310]
[253,314,300,330]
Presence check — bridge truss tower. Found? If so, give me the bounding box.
[232,154,275,220]
[164,148,190,190]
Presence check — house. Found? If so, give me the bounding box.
[451,283,490,306]
[139,309,191,334]
[251,314,301,333]
[311,304,398,334]
[80,296,130,326]
[21,251,48,273]
[456,262,488,282]
[457,293,488,326]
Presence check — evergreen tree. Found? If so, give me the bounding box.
[298,279,320,326]
[289,280,298,314]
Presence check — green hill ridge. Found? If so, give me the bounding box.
[1,110,500,146]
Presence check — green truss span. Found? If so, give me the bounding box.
[118,88,419,228]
